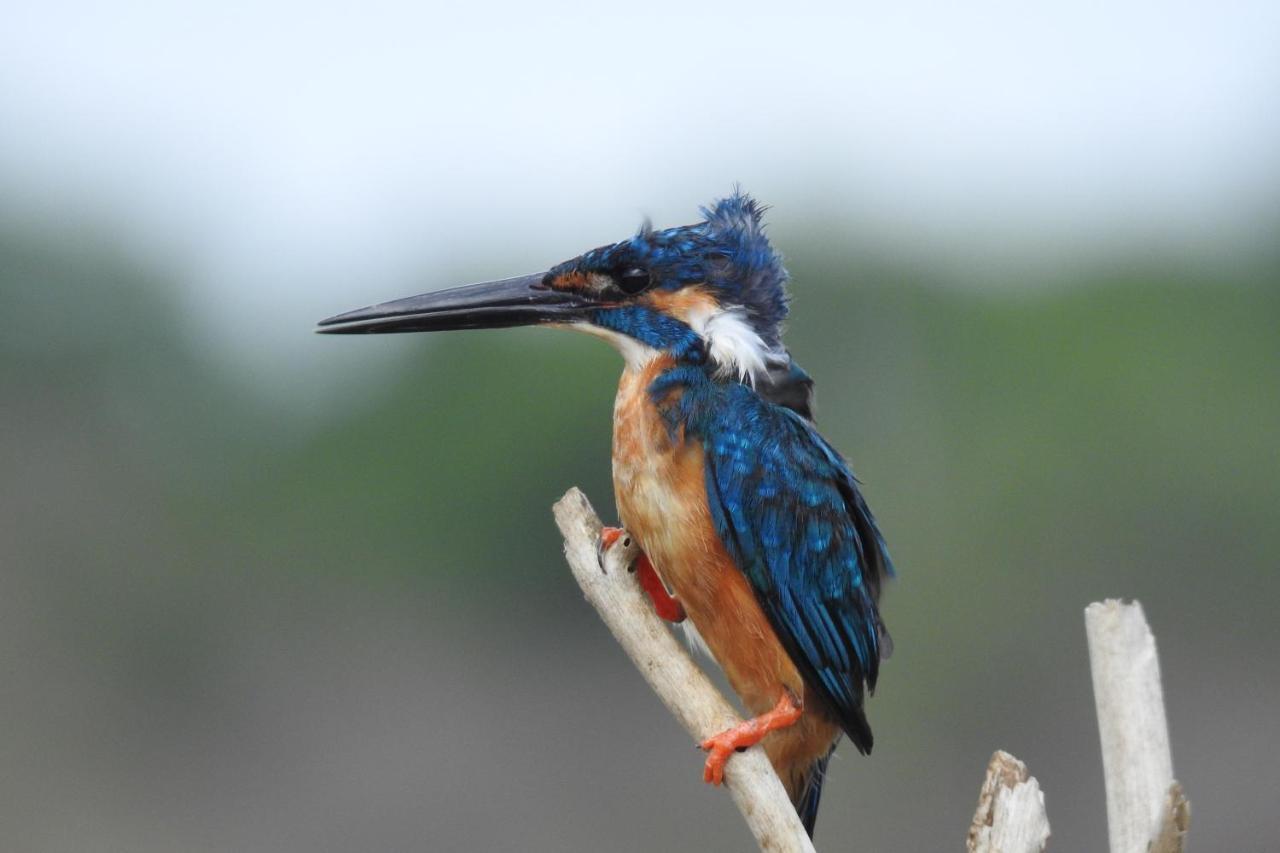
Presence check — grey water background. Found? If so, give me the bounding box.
[3,2,1279,850]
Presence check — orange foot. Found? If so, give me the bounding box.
[600,526,686,623]
[699,691,803,785]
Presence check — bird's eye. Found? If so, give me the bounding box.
[616,267,652,295]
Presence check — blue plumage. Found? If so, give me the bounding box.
[795,750,834,836]
[573,189,894,752]
[319,189,894,839]
[551,191,791,348]
[652,365,893,754]
[592,305,704,357]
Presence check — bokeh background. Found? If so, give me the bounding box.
[3,2,1278,850]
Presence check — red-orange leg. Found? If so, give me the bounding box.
[634,553,686,622]
[699,690,803,786]
[600,527,686,623]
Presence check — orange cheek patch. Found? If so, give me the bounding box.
[646,286,717,324]
[550,271,591,292]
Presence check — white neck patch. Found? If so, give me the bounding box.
[567,307,779,383]
[571,323,662,371]
[687,306,777,386]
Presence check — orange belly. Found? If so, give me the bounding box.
[610,358,840,795]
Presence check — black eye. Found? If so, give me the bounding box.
[616,267,652,295]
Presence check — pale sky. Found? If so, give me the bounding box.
[2,0,1277,381]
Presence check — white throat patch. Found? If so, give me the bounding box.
[571,323,662,371]
[688,306,777,385]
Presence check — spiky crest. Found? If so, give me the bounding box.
[548,190,791,382]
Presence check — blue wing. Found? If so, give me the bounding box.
[696,383,893,753]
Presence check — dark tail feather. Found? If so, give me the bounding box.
[795,750,835,838]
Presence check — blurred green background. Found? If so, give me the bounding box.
[3,2,1279,851]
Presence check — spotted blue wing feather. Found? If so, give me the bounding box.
[655,372,893,753]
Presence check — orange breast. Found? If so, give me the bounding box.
[612,357,779,687]
[610,359,840,792]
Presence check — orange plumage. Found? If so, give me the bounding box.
[611,356,841,801]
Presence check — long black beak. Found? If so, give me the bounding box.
[316,273,594,334]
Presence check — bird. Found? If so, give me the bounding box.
[318,191,894,837]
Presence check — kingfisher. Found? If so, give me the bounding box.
[318,192,894,837]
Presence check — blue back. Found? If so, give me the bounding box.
[651,365,893,753]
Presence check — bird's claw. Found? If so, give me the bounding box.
[699,732,743,786]
[697,691,803,786]
[597,526,630,571]
[599,526,686,622]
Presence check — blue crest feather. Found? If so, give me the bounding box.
[698,191,790,346]
[554,189,791,349]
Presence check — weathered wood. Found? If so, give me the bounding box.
[1148,782,1191,853]
[555,492,1192,853]
[553,488,815,853]
[967,750,1051,853]
[1085,599,1188,853]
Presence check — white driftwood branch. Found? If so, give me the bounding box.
[1086,599,1189,853]
[553,487,815,853]
[967,750,1051,853]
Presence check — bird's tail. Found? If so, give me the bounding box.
[793,749,835,837]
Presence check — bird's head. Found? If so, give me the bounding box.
[319,191,789,383]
